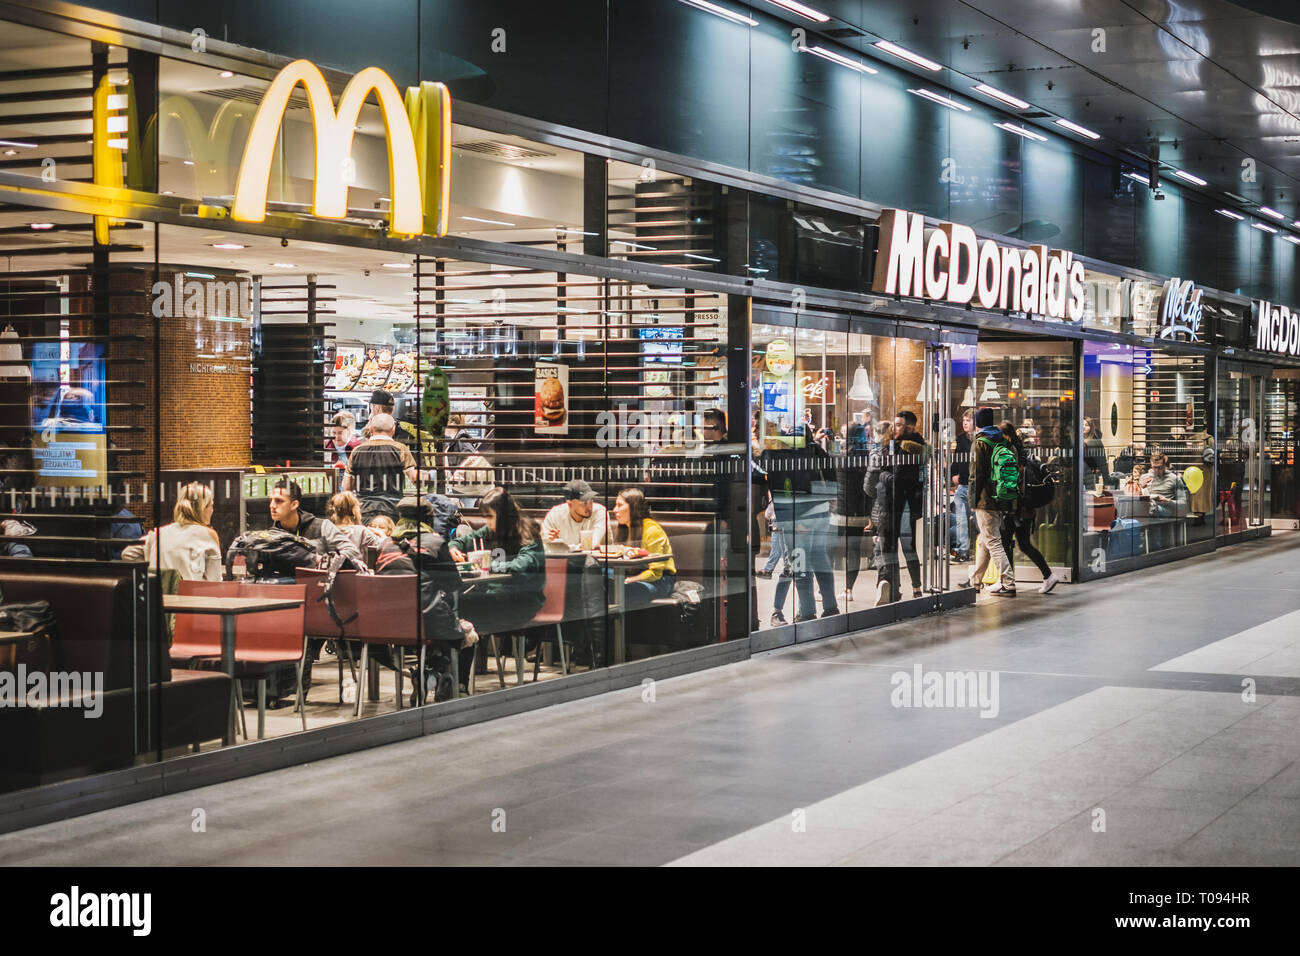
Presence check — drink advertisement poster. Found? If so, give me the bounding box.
[534,363,569,434]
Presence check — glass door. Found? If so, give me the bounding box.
[1245,371,1269,528]
[921,343,952,594]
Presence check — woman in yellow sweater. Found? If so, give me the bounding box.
[611,487,676,607]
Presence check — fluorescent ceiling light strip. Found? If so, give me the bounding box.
[1254,222,1279,233]
[1259,206,1285,220]
[1224,191,1250,203]
[1125,171,1150,185]
[612,240,657,250]
[0,139,37,148]
[1285,235,1300,245]
[1054,118,1100,140]
[185,271,216,279]
[460,215,516,227]
[684,253,722,262]
[1216,209,1244,220]
[766,0,829,22]
[806,46,878,74]
[994,122,1047,142]
[1173,169,1207,186]
[972,83,1028,110]
[556,227,599,236]
[909,88,970,111]
[678,0,757,25]
[873,40,942,72]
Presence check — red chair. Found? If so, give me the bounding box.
[171,580,307,739]
[528,556,570,681]
[349,573,426,716]
[296,567,360,703]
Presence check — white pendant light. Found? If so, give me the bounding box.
[0,325,28,379]
[978,372,1000,402]
[960,383,975,407]
[847,363,874,402]
[916,376,939,402]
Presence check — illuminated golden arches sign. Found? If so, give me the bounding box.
[231,59,449,237]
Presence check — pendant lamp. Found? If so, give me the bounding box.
[0,325,28,380]
[978,372,1000,402]
[847,363,874,402]
[960,383,975,407]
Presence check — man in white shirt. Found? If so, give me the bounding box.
[541,479,609,553]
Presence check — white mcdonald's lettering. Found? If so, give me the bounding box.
[232,59,447,237]
[873,208,1085,321]
[1256,299,1300,356]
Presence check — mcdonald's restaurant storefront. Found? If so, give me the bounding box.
[0,8,1294,827]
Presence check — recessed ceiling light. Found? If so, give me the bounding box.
[210,242,245,250]
[765,0,829,22]
[1054,118,1100,140]
[994,122,1047,142]
[381,262,410,269]
[1173,169,1207,186]
[1216,209,1244,220]
[271,262,296,268]
[1259,206,1285,219]
[459,215,515,227]
[1125,171,1150,186]
[1254,222,1279,233]
[806,46,878,74]
[972,83,1029,110]
[161,190,174,195]
[908,88,970,111]
[2,149,16,156]
[677,0,757,25]
[873,40,942,72]
[183,160,194,166]
[29,223,55,230]
[218,70,234,78]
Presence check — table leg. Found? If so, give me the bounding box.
[222,614,237,744]
[367,652,381,702]
[611,567,627,665]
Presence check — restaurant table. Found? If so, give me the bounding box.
[459,570,523,685]
[549,551,660,665]
[163,594,305,742]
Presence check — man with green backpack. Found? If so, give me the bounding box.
[964,407,1018,597]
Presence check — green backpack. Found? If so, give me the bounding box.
[978,435,1021,503]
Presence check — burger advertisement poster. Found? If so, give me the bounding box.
[534,363,569,434]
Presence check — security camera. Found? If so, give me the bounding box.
[280,237,289,248]
[1153,189,1166,201]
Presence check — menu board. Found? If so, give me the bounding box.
[328,343,421,393]
[331,346,364,390]
[534,363,569,434]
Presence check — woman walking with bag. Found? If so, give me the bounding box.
[997,421,1060,595]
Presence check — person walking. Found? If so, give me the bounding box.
[963,407,1016,597]
[996,421,1060,595]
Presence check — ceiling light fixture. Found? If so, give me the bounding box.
[210,242,245,250]
[612,240,658,251]
[1254,222,1279,233]
[218,70,234,78]
[1285,235,1300,245]
[972,83,1029,110]
[994,122,1047,142]
[873,40,942,72]
[459,215,515,227]
[908,88,970,111]
[806,46,878,74]
[1054,118,1100,140]
[1259,206,1286,220]
[381,262,411,269]
[1172,169,1207,186]
[1216,209,1245,220]
[1125,171,1150,186]
[28,223,55,230]
[271,262,296,268]
[765,0,829,22]
[2,150,15,156]
[0,140,36,149]
[677,0,758,26]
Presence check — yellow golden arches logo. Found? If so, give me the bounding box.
[231,59,450,237]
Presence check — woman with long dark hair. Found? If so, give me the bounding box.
[611,487,676,607]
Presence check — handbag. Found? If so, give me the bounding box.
[0,600,56,672]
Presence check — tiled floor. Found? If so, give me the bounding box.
[3,534,1299,866]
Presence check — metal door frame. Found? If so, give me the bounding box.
[922,343,953,595]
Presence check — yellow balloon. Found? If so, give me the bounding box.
[1183,466,1204,494]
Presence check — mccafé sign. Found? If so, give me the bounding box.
[872,209,1086,322]
[230,60,450,237]
[1255,300,1300,356]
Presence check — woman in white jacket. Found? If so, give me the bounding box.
[144,482,222,580]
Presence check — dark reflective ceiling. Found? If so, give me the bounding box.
[756,0,1300,219]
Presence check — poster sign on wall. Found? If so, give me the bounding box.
[534,363,569,434]
[799,371,835,405]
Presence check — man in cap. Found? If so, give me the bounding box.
[540,478,609,554]
[366,388,437,462]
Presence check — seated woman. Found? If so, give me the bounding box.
[327,491,387,555]
[611,487,675,608]
[448,486,545,688]
[143,481,221,580]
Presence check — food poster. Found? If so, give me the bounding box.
[331,346,364,390]
[534,363,569,434]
